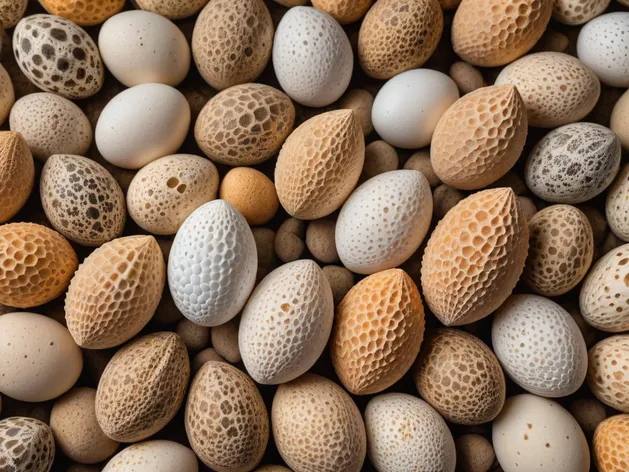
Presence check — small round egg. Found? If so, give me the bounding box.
[611,88,629,152]
[362,141,399,180]
[306,219,339,264]
[404,151,441,187]
[103,441,198,472]
[449,61,485,94]
[219,167,279,226]
[211,317,241,363]
[322,265,354,305]
[176,319,210,352]
[339,89,374,135]
[570,398,608,434]
[0,0,27,29]
[455,435,495,472]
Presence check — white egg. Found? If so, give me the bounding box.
[168,200,257,327]
[273,6,353,107]
[95,83,190,169]
[103,440,198,472]
[336,170,433,275]
[372,68,459,149]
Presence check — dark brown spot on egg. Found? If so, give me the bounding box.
[72,48,86,61]
[50,28,67,41]
[57,58,69,71]
[21,38,31,54]
[41,44,55,60]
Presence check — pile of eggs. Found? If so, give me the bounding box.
[2,0,629,471]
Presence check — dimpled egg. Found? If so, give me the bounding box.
[102,440,198,472]
[0,131,34,224]
[593,414,629,472]
[311,0,372,24]
[607,165,629,242]
[13,14,104,99]
[38,0,125,26]
[588,335,629,412]
[0,63,14,126]
[0,417,55,472]
[553,0,610,25]
[134,0,208,20]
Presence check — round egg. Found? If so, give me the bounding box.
[593,414,629,472]
[339,89,374,135]
[134,0,208,20]
[553,0,610,25]
[587,335,629,412]
[611,88,629,151]
[0,417,55,472]
[103,441,198,472]
[0,131,34,224]
[38,0,125,26]
[211,317,240,363]
[0,0,27,29]
[455,435,495,472]
[607,164,629,242]
[0,63,14,126]
[219,167,279,226]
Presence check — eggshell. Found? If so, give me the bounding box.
[594,414,629,472]
[336,170,433,274]
[577,13,629,87]
[0,417,55,472]
[127,154,218,235]
[455,434,495,472]
[421,188,529,326]
[449,61,486,95]
[492,294,588,397]
[358,0,443,79]
[312,0,371,24]
[211,317,241,363]
[134,0,208,19]
[273,6,352,107]
[274,218,305,263]
[103,441,198,472]
[185,361,268,472]
[305,219,338,264]
[495,52,601,128]
[65,235,165,349]
[99,11,190,87]
[611,88,629,151]
[322,264,354,305]
[0,63,14,125]
[12,15,104,99]
[365,393,456,472]
[525,123,621,203]
[0,312,82,402]
[168,200,257,327]
[339,89,374,135]
[587,335,629,412]
[0,0,27,28]
[492,394,590,472]
[39,0,124,25]
[607,165,629,242]
[96,332,190,442]
[0,131,34,224]
[219,167,279,226]
[553,0,610,25]
[275,109,364,220]
[372,69,459,149]
[95,83,191,170]
[192,0,273,90]
[362,141,398,180]
[570,398,608,433]
[192,348,224,374]
[176,319,210,352]
[272,374,366,472]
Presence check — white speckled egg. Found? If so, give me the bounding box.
[103,440,198,472]
[336,170,433,275]
[606,164,629,242]
[372,69,459,149]
[273,6,353,107]
[168,200,257,327]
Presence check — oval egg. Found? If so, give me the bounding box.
[587,335,629,412]
[0,417,55,472]
[0,131,34,224]
[593,414,629,472]
[607,164,629,242]
[311,0,372,24]
[103,440,198,472]
[0,64,14,126]
[611,88,629,151]
[38,0,125,25]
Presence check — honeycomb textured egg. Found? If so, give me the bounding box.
[272,374,366,472]
[38,0,125,25]
[606,164,629,241]
[421,188,529,326]
[0,223,77,308]
[311,0,372,24]
[185,361,269,472]
[0,417,54,472]
[275,110,364,220]
[168,200,257,327]
[431,85,528,190]
[413,328,506,425]
[0,0,27,28]
[358,0,443,79]
[0,64,14,126]
[134,0,208,19]
[553,0,610,25]
[593,414,629,472]
[65,235,165,349]
[0,131,34,224]
[587,335,629,412]
[239,260,334,385]
[331,269,425,395]
[96,332,190,442]
[492,294,588,397]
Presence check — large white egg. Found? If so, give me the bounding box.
[372,69,459,149]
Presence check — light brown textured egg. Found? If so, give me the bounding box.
[323,265,354,305]
[96,332,190,442]
[362,140,398,180]
[275,109,364,220]
[0,63,14,125]
[606,164,629,241]
[0,417,55,472]
[593,414,629,472]
[449,61,486,95]
[38,0,124,25]
[570,398,608,433]
[404,151,441,188]
[134,0,209,20]
[339,89,374,136]
[0,0,27,28]
[311,0,372,24]
[306,219,338,264]
[421,188,529,326]
[553,0,610,25]
[455,434,495,472]
[211,317,241,363]
[611,89,629,152]
[176,319,210,352]
[0,131,34,224]
[219,167,279,226]
[65,235,165,349]
[587,335,629,413]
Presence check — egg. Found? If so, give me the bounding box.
[134,0,208,20]
[607,165,629,242]
[362,140,399,179]
[103,441,198,472]
[0,0,27,28]
[553,0,610,25]
[272,374,366,472]
[492,294,588,397]
[611,88,629,151]
[168,200,257,327]
[95,83,191,169]
[372,69,459,149]
[127,154,218,235]
[449,61,486,95]
[593,414,629,472]
[0,312,83,402]
[587,335,629,412]
[525,123,621,203]
[311,0,372,24]
[0,417,55,472]
[495,52,601,128]
[12,14,104,99]
[219,167,279,226]
[339,89,374,136]
[254,467,291,472]
[492,394,590,472]
[0,131,34,224]
[275,109,364,219]
[431,85,527,190]
[176,319,210,352]
[273,6,352,107]
[421,188,529,326]
[99,11,190,87]
[365,393,456,472]
[96,332,190,442]
[577,13,629,87]
[192,0,273,91]
[39,0,124,25]
[323,264,354,304]
[358,0,443,79]
[194,83,295,166]
[211,317,240,363]
[192,348,224,374]
[305,219,338,264]
[0,63,14,125]
[455,435,495,472]
[65,235,165,349]
[336,170,433,274]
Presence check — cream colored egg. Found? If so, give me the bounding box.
[606,164,629,242]
[611,88,629,152]
[587,335,629,413]
[103,441,198,472]
[553,0,610,25]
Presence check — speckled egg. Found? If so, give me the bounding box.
[0,131,34,224]
[607,163,629,242]
[0,63,14,126]
[134,0,208,20]
[553,0,610,25]
[38,0,125,26]
[0,417,55,472]
[588,335,629,412]
[593,414,629,472]
[0,0,27,28]
[103,441,198,472]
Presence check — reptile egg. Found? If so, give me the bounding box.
[0,131,34,224]
[611,89,629,151]
[95,83,191,170]
[219,167,279,226]
[38,0,124,25]
[0,63,14,125]
[588,335,629,412]
[0,0,27,28]
[553,0,610,25]
[372,69,459,149]
[12,14,104,99]
[0,417,55,472]
[593,414,629,472]
[103,441,198,472]
[134,0,208,20]
[311,0,372,24]
[608,166,629,242]
[273,6,352,107]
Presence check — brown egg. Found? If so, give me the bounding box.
[593,414,629,472]
[533,28,570,53]
[0,0,27,28]
[587,335,629,413]
[134,0,209,19]
[0,63,14,125]
[570,398,608,434]
[275,218,305,263]
[0,131,34,224]
[211,317,241,363]
[252,227,276,283]
[220,167,279,226]
[176,319,210,352]
[38,0,124,25]
[404,151,441,188]
[192,347,225,374]
[322,265,355,305]
[455,434,495,472]
[449,61,486,95]
[433,184,464,220]
[339,89,374,136]
[311,0,372,24]
[362,141,399,180]
[0,417,54,472]
[306,219,339,264]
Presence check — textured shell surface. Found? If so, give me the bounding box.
[336,170,433,274]
[588,335,629,412]
[553,0,610,25]
[168,200,257,327]
[0,0,27,29]
[240,259,334,385]
[593,414,629,472]
[607,164,629,241]
[0,63,14,126]
[102,440,198,472]
[134,0,208,20]
[12,14,104,99]
[0,131,34,224]
[0,417,55,472]
[421,188,529,326]
[312,0,372,24]
[39,0,125,25]
[273,6,353,107]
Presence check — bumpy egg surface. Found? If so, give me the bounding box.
[553,0,610,25]
[134,0,208,20]
[39,0,125,25]
[593,414,629,472]
[587,335,629,412]
[0,417,55,472]
[103,440,198,472]
[0,64,14,126]
[0,131,34,224]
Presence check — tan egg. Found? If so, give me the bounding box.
[176,319,210,352]
[449,61,485,95]
[339,89,374,136]
[254,467,291,472]
[421,188,529,326]
[192,348,224,374]
[252,227,276,283]
[275,218,305,263]
[607,164,629,241]
[431,85,527,190]
[611,88,629,152]
[534,28,570,53]
[331,269,425,395]
[192,0,273,90]
[593,414,629,472]
[311,0,372,24]
[358,0,443,79]
[432,184,464,220]
[102,441,199,472]
[275,110,364,220]
[0,0,27,28]
[0,417,54,472]
[570,398,608,434]
[587,335,629,412]
[404,151,441,188]
[135,0,209,19]
[219,167,279,226]
[362,141,398,180]
[272,374,366,472]
[211,317,241,363]
[38,0,124,25]
[127,154,218,235]
[322,265,354,305]
[185,361,269,472]
[0,63,14,125]
[455,434,495,472]
[0,131,34,224]
[51,387,119,464]
[553,0,610,25]
[65,235,165,349]
[96,332,190,442]
[306,219,338,264]
[195,84,295,166]
[518,196,537,220]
